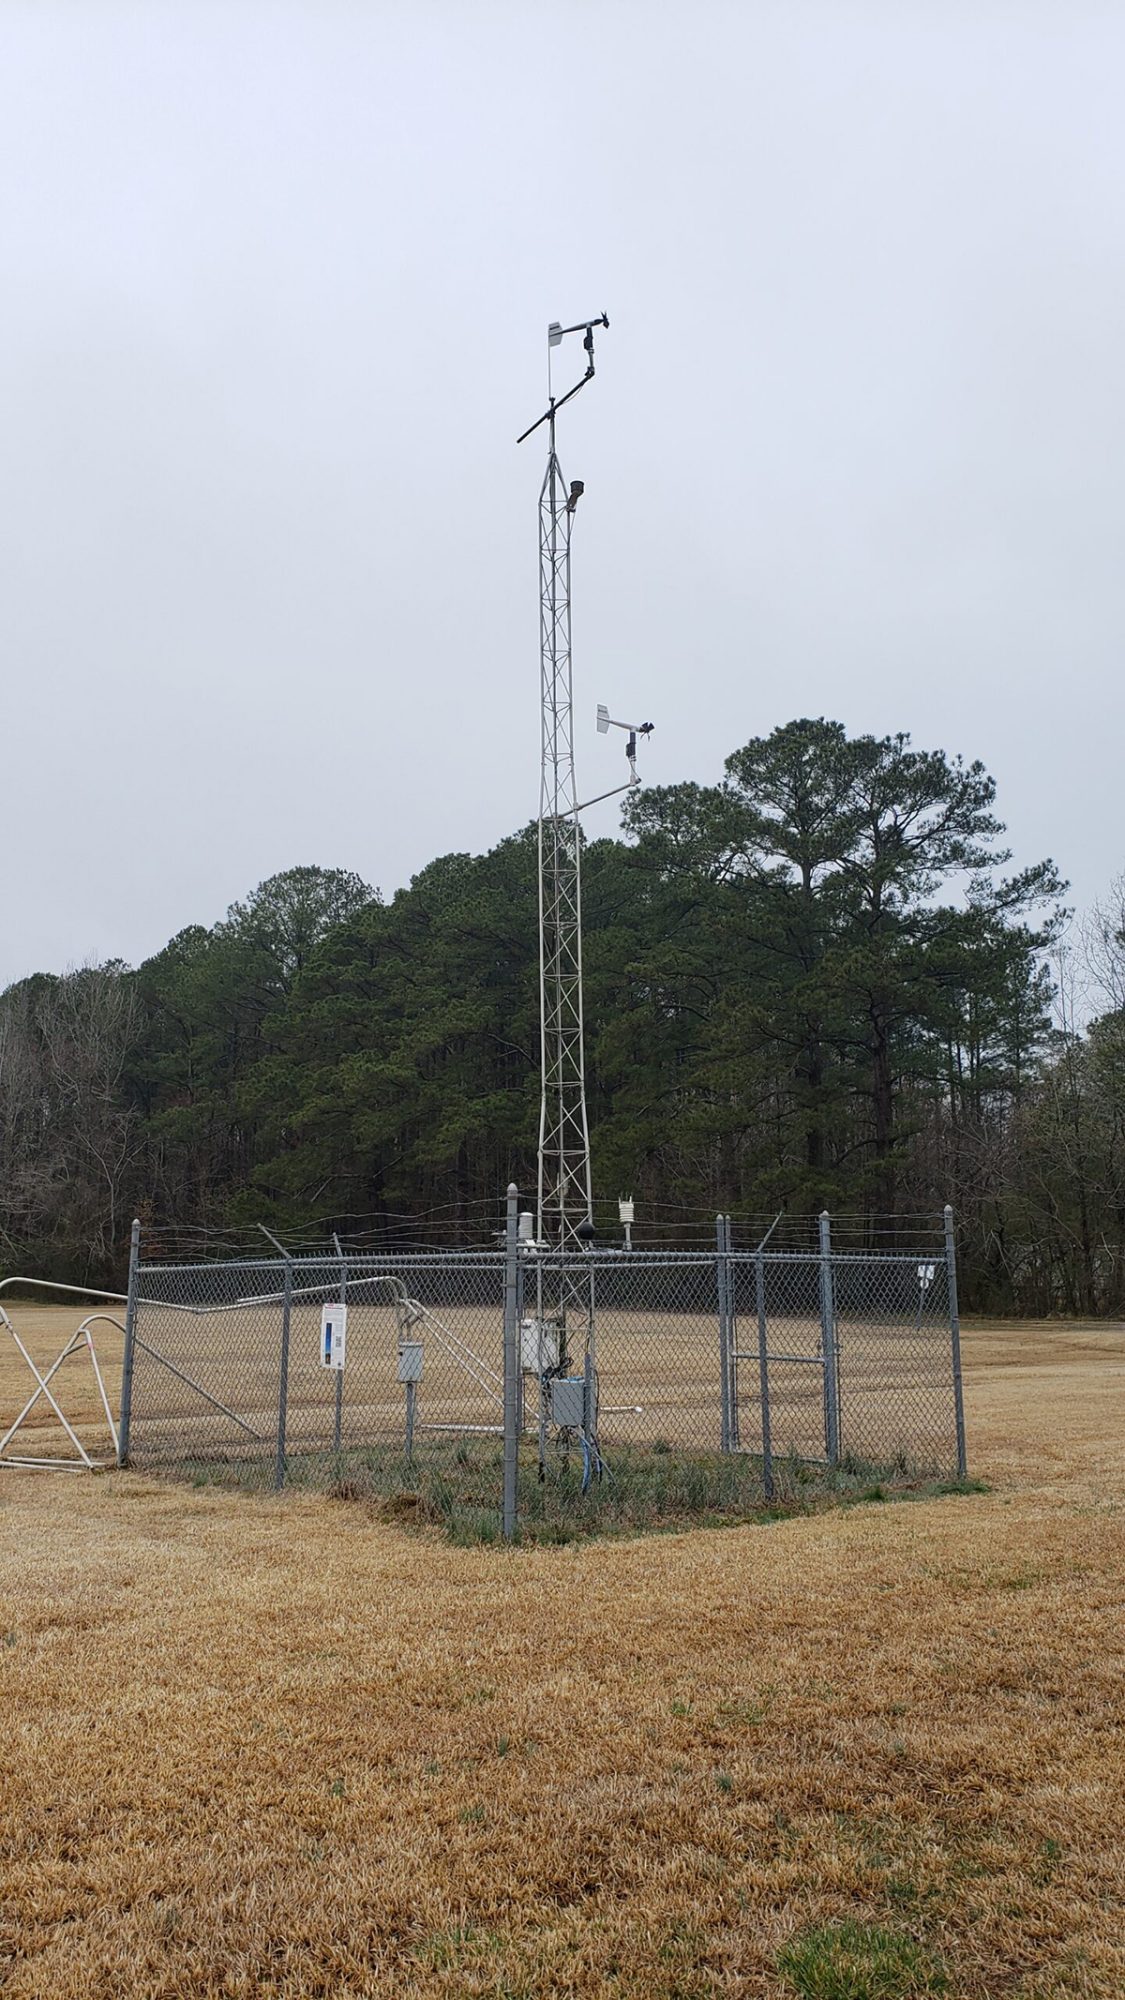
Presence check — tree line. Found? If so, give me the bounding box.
[2,717,1123,1314]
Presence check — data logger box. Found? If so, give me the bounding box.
[397,1341,423,1383]
[320,1303,347,1370]
[550,1377,587,1429]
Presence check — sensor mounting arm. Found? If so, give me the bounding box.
[516,315,610,445]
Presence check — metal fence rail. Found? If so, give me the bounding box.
[120,1200,967,1538]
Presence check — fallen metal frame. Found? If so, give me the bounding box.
[0,1304,122,1470]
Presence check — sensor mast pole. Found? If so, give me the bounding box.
[518,316,608,1253]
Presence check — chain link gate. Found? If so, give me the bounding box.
[722,1214,967,1501]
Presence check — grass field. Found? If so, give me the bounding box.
[1,1308,1123,1997]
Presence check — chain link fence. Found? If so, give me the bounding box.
[122,1250,510,1533]
[119,1202,966,1540]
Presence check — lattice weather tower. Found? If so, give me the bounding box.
[517,317,652,1255]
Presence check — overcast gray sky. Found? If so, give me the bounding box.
[2,2,1122,988]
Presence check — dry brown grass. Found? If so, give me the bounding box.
[1,1308,1123,1998]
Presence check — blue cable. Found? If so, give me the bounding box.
[580,1431,612,1491]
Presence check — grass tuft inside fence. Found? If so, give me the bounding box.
[168,1437,977,1544]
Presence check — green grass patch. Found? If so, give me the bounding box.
[778,1920,946,1998]
[413,1921,502,1968]
[138,1438,977,1546]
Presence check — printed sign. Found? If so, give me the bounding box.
[320,1302,347,1370]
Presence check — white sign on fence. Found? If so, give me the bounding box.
[320,1303,347,1370]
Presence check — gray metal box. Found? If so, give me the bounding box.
[520,1316,560,1372]
[397,1341,423,1383]
[550,1376,587,1429]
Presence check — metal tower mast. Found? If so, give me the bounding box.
[518,315,608,1251]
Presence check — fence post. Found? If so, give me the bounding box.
[944,1204,968,1478]
[275,1258,293,1492]
[116,1217,141,1467]
[716,1214,731,1451]
[755,1245,774,1501]
[334,1252,346,1457]
[501,1183,520,1542]
[819,1210,840,1466]
[725,1215,741,1450]
[515,1220,526,1443]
